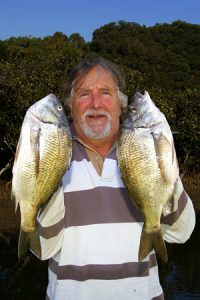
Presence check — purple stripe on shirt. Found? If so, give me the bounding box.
[49,253,158,281]
[161,190,188,225]
[64,186,143,227]
[38,218,65,239]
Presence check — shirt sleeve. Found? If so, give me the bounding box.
[35,185,65,260]
[161,177,196,243]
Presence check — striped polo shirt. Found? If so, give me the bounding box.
[37,136,195,300]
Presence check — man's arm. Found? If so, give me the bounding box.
[34,185,65,260]
[161,177,196,243]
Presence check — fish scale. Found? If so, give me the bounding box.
[18,127,70,231]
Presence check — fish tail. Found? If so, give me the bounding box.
[139,228,168,262]
[18,228,41,260]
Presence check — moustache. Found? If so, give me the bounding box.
[82,109,111,119]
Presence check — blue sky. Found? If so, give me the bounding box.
[1,0,200,42]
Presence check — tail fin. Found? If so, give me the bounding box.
[18,228,41,260]
[139,228,168,262]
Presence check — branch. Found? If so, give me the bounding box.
[0,158,13,177]
[3,138,16,154]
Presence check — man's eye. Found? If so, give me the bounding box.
[80,91,89,97]
[102,90,111,95]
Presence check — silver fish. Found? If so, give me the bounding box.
[117,91,179,262]
[11,94,72,259]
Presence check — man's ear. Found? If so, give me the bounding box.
[65,98,73,121]
[67,98,72,110]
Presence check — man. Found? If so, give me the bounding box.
[36,55,195,300]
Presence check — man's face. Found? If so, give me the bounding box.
[68,66,121,142]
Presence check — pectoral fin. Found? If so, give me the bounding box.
[30,127,41,176]
[152,131,176,184]
[162,195,174,216]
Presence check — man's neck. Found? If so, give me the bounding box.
[78,135,117,159]
[70,122,119,159]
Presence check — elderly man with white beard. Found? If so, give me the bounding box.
[35,55,195,300]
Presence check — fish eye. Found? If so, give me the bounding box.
[131,107,136,113]
[57,105,63,111]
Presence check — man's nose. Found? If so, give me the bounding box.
[91,92,101,108]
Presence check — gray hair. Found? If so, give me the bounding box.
[64,55,128,113]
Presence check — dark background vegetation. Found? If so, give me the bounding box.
[0,20,200,177]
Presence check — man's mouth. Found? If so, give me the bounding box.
[87,114,105,119]
[86,114,107,126]
[82,110,111,128]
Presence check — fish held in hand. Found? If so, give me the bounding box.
[11,94,72,259]
[117,91,179,262]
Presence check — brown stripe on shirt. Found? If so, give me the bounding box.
[161,190,188,225]
[49,253,158,281]
[71,139,90,162]
[64,187,143,227]
[38,189,188,239]
[38,218,65,239]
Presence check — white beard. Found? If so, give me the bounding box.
[81,109,112,139]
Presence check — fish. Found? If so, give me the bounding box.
[11,94,72,260]
[116,91,179,262]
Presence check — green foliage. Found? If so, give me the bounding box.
[91,20,200,91]
[172,89,200,172]
[0,20,199,174]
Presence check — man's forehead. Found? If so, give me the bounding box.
[76,67,117,90]
[76,82,116,91]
